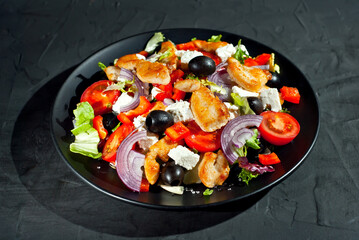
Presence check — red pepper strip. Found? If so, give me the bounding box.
[93,115,108,139]
[140,177,150,192]
[280,86,300,104]
[138,50,149,57]
[244,58,259,67]
[176,41,199,51]
[170,69,185,83]
[117,112,132,125]
[165,122,191,142]
[172,88,186,101]
[258,152,281,165]
[254,53,271,65]
[102,124,134,164]
[124,96,152,120]
[200,51,222,65]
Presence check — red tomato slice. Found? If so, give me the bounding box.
[200,51,221,65]
[184,121,222,152]
[102,124,134,164]
[258,111,300,146]
[80,80,120,116]
[280,86,301,104]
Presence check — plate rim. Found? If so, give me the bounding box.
[50,28,320,209]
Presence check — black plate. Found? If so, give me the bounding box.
[51,28,319,209]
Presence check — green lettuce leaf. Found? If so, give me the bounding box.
[246,129,261,150]
[70,102,101,159]
[145,32,165,53]
[233,40,248,64]
[238,168,259,185]
[231,93,255,115]
[208,34,222,42]
[203,188,214,196]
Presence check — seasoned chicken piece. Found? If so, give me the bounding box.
[190,86,230,132]
[115,53,144,70]
[158,41,178,72]
[198,150,230,188]
[192,39,228,53]
[136,60,171,85]
[227,57,269,92]
[144,136,181,185]
[174,79,201,92]
[104,66,121,81]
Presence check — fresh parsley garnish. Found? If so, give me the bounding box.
[203,188,213,196]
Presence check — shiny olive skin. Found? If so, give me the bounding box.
[188,56,216,76]
[266,72,282,88]
[146,110,174,133]
[161,161,185,186]
[247,97,264,115]
[102,112,120,132]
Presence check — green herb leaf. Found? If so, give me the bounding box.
[208,34,222,42]
[203,188,214,196]
[200,79,227,95]
[98,62,107,71]
[234,145,247,157]
[280,108,291,113]
[191,37,197,41]
[233,40,248,64]
[245,129,261,150]
[111,122,121,132]
[238,169,259,185]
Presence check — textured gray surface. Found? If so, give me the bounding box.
[1,0,359,239]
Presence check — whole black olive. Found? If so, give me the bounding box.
[161,161,185,186]
[266,72,282,88]
[102,112,120,132]
[188,56,216,76]
[146,110,174,133]
[247,97,264,115]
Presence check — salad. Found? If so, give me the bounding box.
[69,32,301,195]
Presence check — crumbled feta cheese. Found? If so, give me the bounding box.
[150,86,163,100]
[133,115,146,131]
[224,102,239,120]
[175,50,203,64]
[260,88,282,112]
[138,132,158,152]
[136,54,146,60]
[215,44,237,62]
[165,100,194,123]
[168,146,200,170]
[112,92,134,114]
[232,86,259,98]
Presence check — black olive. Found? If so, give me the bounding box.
[146,110,174,133]
[266,72,282,88]
[102,112,120,132]
[161,161,185,186]
[188,56,216,76]
[247,97,264,115]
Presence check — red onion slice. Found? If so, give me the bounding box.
[163,98,174,106]
[232,128,254,148]
[221,115,263,164]
[117,68,146,112]
[116,130,147,192]
[208,65,235,101]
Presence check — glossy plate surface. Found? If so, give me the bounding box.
[51,28,319,209]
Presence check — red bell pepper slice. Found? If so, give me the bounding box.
[176,41,199,51]
[172,88,186,101]
[93,115,108,139]
[165,122,191,142]
[170,69,185,83]
[254,53,271,65]
[200,51,221,65]
[124,96,152,120]
[117,112,132,125]
[244,58,259,67]
[258,152,281,165]
[140,177,150,192]
[280,86,301,104]
[137,50,149,57]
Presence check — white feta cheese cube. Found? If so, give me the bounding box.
[135,53,146,60]
[138,132,158,152]
[260,88,282,112]
[112,92,134,114]
[168,146,200,170]
[232,86,259,98]
[215,44,237,62]
[149,86,163,100]
[224,102,239,120]
[165,100,194,123]
[133,115,146,131]
[175,50,203,64]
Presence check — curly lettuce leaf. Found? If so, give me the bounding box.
[145,32,165,53]
[231,93,255,115]
[238,168,259,185]
[70,102,101,159]
[246,129,261,150]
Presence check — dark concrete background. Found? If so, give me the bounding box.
[1,0,359,239]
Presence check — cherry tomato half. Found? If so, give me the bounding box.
[258,111,300,146]
[184,121,222,152]
[80,80,120,116]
